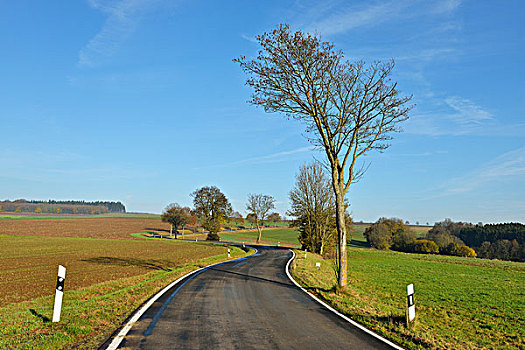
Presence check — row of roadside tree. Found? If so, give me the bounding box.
[161,186,279,243]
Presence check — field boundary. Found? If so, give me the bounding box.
[105,247,258,350]
[285,250,404,350]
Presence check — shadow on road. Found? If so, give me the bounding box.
[208,266,326,292]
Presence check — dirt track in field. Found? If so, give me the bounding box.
[0,217,171,239]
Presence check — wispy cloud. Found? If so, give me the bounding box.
[240,33,258,43]
[239,146,315,163]
[302,0,461,36]
[79,0,167,67]
[444,96,493,126]
[406,96,498,136]
[397,48,458,62]
[68,66,178,89]
[0,149,152,183]
[192,146,315,170]
[307,1,401,35]
[428,147,525,198]
[432,0,462,14]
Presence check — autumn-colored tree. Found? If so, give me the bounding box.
[364,217,407,250]
[35,207,42,214]
[15,206,21,213]
[246,213,257,226]
[56,208,61,214]
[246,193,276,243]
[161,203,194,238]
[376,217,406,234]
[236,24,412,287]
[0,204,2,211]
[192,186,232,240]
[267,212,281,224]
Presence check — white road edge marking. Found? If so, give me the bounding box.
[285,250,405,350]
[106,247,258,350]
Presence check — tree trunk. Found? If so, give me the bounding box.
[256,221,262,243]
[334,183,348,288]
[170,224,173,236]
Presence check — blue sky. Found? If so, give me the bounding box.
[1,0,524,224]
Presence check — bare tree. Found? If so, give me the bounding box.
[235,24,412,287]
[288,162,337,255]
[246,193,276,243]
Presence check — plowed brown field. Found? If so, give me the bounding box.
[0,234,227,306]
[0,217,170,239]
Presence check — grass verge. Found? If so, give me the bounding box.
[291,247,524,349]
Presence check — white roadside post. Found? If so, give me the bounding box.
[407,284,416,324]
[52,265,66,322]
[242,242,245,248]
[278,241,280,247]
[228,248,231,258]
[315,262,321,270]
[304,249,307,259]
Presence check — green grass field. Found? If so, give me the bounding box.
[0,234,252,349]
[219,227,300,247]
[292,247,525,349]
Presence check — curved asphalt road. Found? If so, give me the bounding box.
[112,247,394,349]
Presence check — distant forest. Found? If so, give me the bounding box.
[0,199,126,215]
[363,218,525,262]
[458,223,525,261]
[427,220,525,262]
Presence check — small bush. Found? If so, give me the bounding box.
[413,239,439,254]
[206,232,220,241]
[443,243,477,257]
[455,244,477,257]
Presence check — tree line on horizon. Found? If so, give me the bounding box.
[0,199,126,215]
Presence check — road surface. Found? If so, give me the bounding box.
[111,247,394,349]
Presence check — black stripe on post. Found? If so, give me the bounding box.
[56,276,65,291]
[407,294,414,307]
